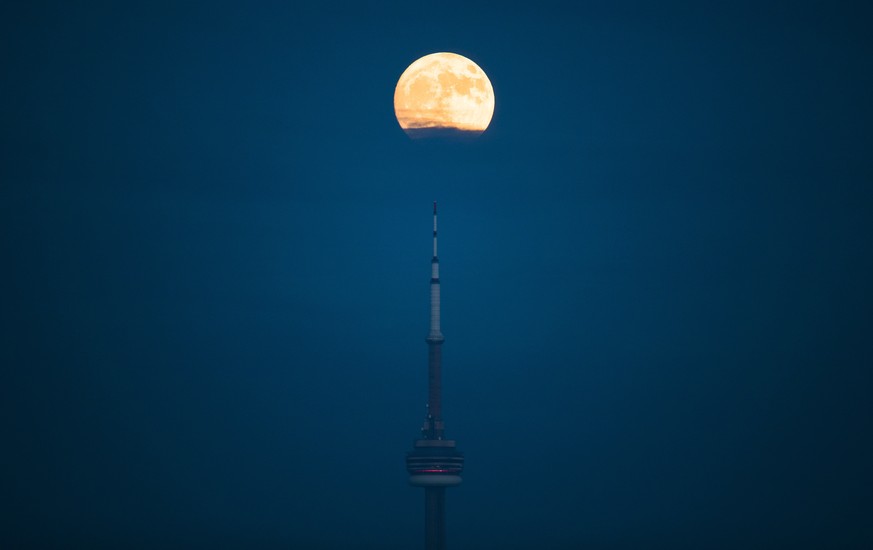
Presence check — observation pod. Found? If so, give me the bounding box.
[407,439,464,487]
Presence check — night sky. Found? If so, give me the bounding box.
[3,1,872,548]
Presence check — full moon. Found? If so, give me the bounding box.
[394,52,494,138]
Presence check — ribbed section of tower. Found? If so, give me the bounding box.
[406,202,463,550]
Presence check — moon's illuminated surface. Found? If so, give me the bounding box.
[394,52,494,138]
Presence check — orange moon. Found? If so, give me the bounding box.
[394,52,495,138]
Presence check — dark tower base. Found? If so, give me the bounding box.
[425,487,446,550]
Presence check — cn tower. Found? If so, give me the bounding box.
[406,202,464,550]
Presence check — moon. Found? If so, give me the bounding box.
[394,52,495,138]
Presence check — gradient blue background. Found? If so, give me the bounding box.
[2,1,872,548]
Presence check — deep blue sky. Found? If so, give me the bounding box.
[2,1,872,548]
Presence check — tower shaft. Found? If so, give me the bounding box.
[427,343,443,428]
[425,487,446,550]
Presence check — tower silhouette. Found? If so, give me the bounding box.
[406,202,464,550]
